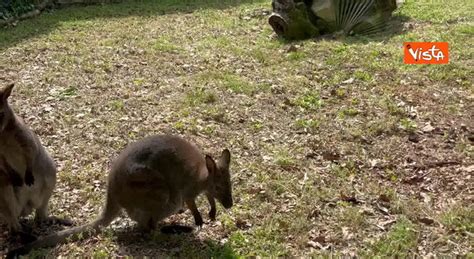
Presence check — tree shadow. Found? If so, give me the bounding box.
[1,221,238,258]
[0,0,257,50]
[0,218,71,257]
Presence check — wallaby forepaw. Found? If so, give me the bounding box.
[25,171,35,186]
[209,210,216,221]
[195,217,204,227]
[25,169,34,186]
[10,174,24,187]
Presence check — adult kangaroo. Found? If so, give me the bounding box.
[0,83,70,242]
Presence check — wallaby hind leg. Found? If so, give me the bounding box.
[4,211,21,233]
[94,191,122,229]
[127,208,156,232]
[6,216,36,244]
[2,192,37,244]
[2,187,21,232]
[35,202,73,226]
[136,215,157,233]
[34,189,73,226]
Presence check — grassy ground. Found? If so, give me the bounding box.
[0,0,473,257]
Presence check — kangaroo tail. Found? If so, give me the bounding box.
[7,192,120,258]
[6,217,104,258]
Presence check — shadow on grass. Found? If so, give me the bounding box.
[0,0,259,50]
[0,218,73,257]
[1,222,238,258]
[113,225,238,258]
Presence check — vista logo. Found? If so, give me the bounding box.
[404,42,449,64]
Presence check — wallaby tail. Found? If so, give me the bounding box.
[6,219,100,258]
[7,192,120,258]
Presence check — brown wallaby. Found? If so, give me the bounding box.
[0,83,70,241]
[7,134,233,257]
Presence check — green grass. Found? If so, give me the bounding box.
[221,74,255,94]
[251,121,264,132]
[195,71,268,96]
[399,118,418,132]
[369,217,419,257]
[441,205,474,233]
[109,100,125,111]
[293,92,323,110]
[185,87,217,106]
[338,107,359,119]
[294,118,320,131]
[274,149,296,168]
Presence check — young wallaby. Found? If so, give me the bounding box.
[7,134,233,257]
[0,83,68,241]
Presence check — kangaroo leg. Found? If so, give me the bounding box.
[5,211,22,233]
[130,208,156,233]
[35,182,73,226]
[91,190,122,232]
[2,186,21,232]
[36,202,73,226]
[2,187,37,244]
[7,217,36,244]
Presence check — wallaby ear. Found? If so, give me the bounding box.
[1,83,14,100]
[205,155,218,176]
[219,149,231,167]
